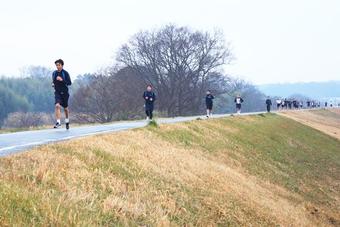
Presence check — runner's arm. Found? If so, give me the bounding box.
[65,71,72,86]
[51,71,56,87]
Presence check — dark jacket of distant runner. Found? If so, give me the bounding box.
[206,94,214,109]
[143,91,156,111]
[234,97,244,104]
[266,99,272,106]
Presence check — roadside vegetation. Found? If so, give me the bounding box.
[0,112,339,226]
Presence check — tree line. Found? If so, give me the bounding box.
[0,25,267,128]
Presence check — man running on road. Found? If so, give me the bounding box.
[143,85,156,120]
[205,90,214,118]
[52,59,72,129]
[234,95,244,115]
[266,97,272,113]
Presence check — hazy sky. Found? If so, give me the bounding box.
[0,0,339,84]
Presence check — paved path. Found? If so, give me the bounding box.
[0,112,266,156]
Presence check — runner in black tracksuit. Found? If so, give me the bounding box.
[265,97,272,112]
[52,59,72,129]
[143,85,156,120]
[234,95,244,114]
[205,90,214,118]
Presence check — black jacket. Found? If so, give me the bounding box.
[52,69,72,93]
[143,91,156,106]
[266,99,272,105]
[206,94,214,105]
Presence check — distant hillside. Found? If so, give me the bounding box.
[257,81,340,98]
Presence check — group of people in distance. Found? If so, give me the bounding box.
[205,91,245,118]
[267,97,335,113]
[274,98,303,111]
[142,89,246,121]
[51,59,331,130]
[274,98,323,111]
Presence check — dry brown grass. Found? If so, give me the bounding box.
[0,113,339,226]
[278,109,340,140]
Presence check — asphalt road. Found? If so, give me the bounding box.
[0,112,265,157]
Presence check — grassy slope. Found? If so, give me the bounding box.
[279,108,340,140]
[0,113,339,226]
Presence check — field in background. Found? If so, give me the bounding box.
[0,112,339,226]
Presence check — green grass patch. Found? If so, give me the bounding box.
[147,119,159,128]
[151,114,340,207]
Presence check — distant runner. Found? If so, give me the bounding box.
[266,97,272,113]
[281,99,286,109]
[143,85,156,120]
[276,98,282,110]
[234,95,244,114]
[52,59,72,129]
[205,90,214,118]
[293,100,298,109]
[288,100,292,109]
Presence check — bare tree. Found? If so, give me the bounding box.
[71,74,117,123]
[117,24,232,116]
[112,67,146,117]
[71,68,145,123]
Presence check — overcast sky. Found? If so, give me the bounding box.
[0,0,339,84]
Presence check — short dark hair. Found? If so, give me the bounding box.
[55,59,64,66]
[147,84,152,88]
